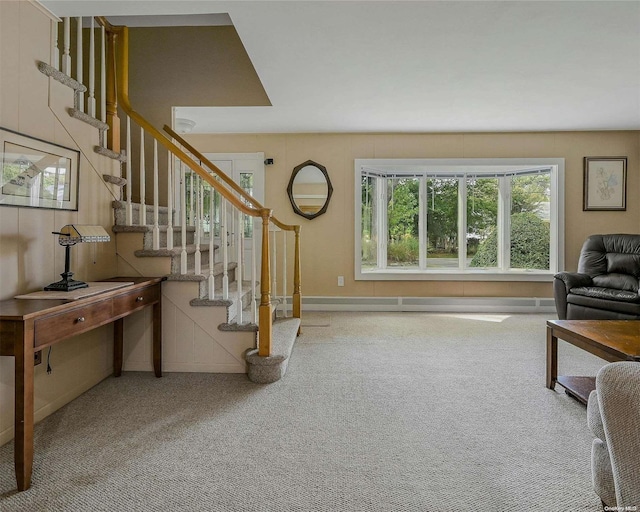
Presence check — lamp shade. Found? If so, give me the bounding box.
[58,225,110,246]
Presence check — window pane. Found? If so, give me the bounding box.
[510,173,551,270]
[467,177,499,268]
[426,178,458,268]
[240,172,254,238]
[387,177,419,268]
[361,176,378,269]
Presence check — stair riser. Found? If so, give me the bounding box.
[142,229,196,249]
[169,249,212,275]
[193,267,238,299]
[225,287,255,322]
[114,206,171,226]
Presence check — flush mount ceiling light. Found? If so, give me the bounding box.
[175,118,196,134]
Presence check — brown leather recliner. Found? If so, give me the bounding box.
[554,234,640,320]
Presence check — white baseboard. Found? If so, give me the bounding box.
[280,296,556,313]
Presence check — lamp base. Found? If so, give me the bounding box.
[44,271,88,292]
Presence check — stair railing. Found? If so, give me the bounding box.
[94,19,301,356]
[164,126,302,322]
[51,15,302,354]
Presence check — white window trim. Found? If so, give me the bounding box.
[354,158,565,281]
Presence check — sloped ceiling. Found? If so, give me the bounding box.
[41,1,640,133]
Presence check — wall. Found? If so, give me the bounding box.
[124,25,270,204]
[0,0,122,445]
[185,131,640,299]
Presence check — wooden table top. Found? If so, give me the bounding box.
[0,277,164,321]
[547,320,640,359]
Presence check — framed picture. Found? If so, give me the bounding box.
[583,156,627,211]
[0,127,79,211]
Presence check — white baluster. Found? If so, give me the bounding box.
[283,231,288,317]
[166,151,173,250]
[53,20,59,70]
[126,116,132,225]
[194,175,201,275]
[76,17,84,111]
[180,161,187,274]
[188,171,194,226]
[236,209,243,324]
[208,185,215,299]
[251,218,257,323]
[87,17,96,117]
[100,25,106,146]
[139,127,146,226]
[62,18,71,75]
[152,139,159,250]
[272,229,277,316]
[222,200,229,299]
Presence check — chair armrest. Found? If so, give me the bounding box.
[597,362,640,507]
[553,272,593,293]
[553,273,592,319]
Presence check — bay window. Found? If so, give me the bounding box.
[355,158,564,281]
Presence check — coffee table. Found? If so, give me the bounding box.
[546,320,640,404]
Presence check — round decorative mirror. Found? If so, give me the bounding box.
[287,160,333,220]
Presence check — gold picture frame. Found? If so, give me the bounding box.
[583,156,627,211]
[0,127,79,211]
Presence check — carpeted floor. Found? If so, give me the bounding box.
[0,312,605,511]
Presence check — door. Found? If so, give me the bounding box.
[203,152,265,280]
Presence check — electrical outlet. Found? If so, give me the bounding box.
[34,351,42,366]
[337,275,344,287]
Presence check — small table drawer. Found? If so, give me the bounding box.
[34,300,113,348]
[112,285,160,317]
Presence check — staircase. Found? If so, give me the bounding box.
[40,15,301,383]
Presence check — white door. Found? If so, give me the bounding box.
[204,152,265,280]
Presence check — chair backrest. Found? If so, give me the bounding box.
[578,234,640,292]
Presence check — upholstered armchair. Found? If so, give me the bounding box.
[554,234,640,320]
[587,362,640,509]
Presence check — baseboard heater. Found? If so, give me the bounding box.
[280,296,556,313]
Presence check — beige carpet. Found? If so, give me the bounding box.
[0,312,605,511]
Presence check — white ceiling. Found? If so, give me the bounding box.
[42,1,640,134]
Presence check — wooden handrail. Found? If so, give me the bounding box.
[163,125,297,232]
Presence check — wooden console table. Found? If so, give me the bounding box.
[0,276,164,491]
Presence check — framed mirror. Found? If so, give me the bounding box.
[287,160,333,220]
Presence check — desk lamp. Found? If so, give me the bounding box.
[44,225,111,291]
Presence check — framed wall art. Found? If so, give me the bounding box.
[583,156,627,211]
[0,127,79,211]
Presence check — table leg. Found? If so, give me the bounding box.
[546,325,558,389]
[113,318,124,377]
[152,300,162,378]
[15,323,34,491]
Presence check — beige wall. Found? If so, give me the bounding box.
[0,0,121,445]
[186,131,640,298]
[124,25,270,204]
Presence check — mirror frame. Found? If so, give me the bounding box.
[287,160,333,220]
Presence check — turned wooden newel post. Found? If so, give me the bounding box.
[258,208,273,356]
[105,27,120,152]
[293,225,302,334]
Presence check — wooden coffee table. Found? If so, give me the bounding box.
[546,320,640,404]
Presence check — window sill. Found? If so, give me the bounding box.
[357,269,556,282]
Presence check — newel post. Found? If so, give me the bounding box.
[293,225,302,334]
[258,208,273,356]
[105,27,120,152]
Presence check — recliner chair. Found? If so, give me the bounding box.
[554,234,640,320]
[587,362,640,509]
